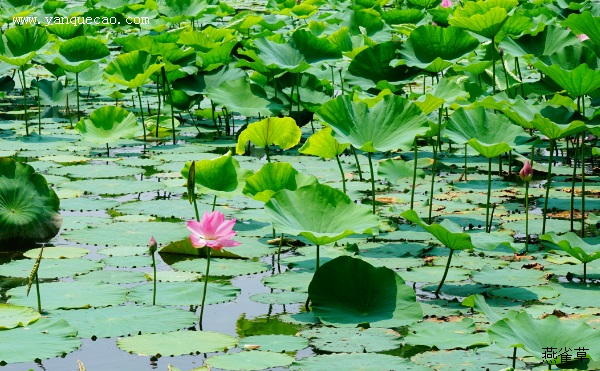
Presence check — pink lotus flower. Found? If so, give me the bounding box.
[187,211,240,250]
[519,161,533,182]
[441,0,452,7]
[148,236,158,253]
[578,33,590,42]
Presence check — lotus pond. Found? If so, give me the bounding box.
[3,0,600,370]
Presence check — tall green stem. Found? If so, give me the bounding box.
[367,152,376,215]
[211,194,217,212]
[75,72,81,121]
[435,248,454,298]
[486,157,492,233]
[581,131,586,237]
[428,140,438,223]
[462,143,468,181]
[265,146,271,162]
[36,76,41,135]
[34,272,41,313]
[151,251,157,305]
[335,155,347,194]
[137,87,147,141]
[571,134,580,232]
[525,181,530,253]
[155,74,161,138]
[351,147,363,181]
[199,247,211,330]
[277,233,284,272]
[160,67,176,145]
[491,39,496,94]
[315,245,320,271]
[410,138,418,210]
[21,66,29,136]
[542,140,555,235]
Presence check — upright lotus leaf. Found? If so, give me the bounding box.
[0,303,40,329]
[530,115,586,141]
[499,25,579,59]
[157,0,208,24]
[265,184,379,246]
[399,25,480,73]
[448,0,517,39]
[489,311,600,365]
[0,26,51,67]
[181,151,252,198]
[206,78,284,117]
[0,158,62,244]
[541,232,600,281]
[316,95,428,153]
[236,117,301,158]
[290,29,342,65]
[243,162,318,202]
[378,158,429,185]
[299,127,349,159]
[105,50,163,89]
[53,36,110,73]
[563,11,600,47]
[533,62,600,98]
[308,256,423,327]
[240,37,311,73]
[446,107,528,158]
[414,77,470,115]
[76,106,139,145]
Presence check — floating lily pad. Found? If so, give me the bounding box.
[52,306,198,338]
[47,164,143,179]
[117,330,238,356]
[101,255,151,268]
[0,258,103,279]
[0,318,81,364]
[23,246,89,259]
[59,179,165,196]
[290,353,431,370]
[0,303,40,329]
[300,327,402,353]
[490,286,559,301]
[127,281,240,306]
[73,269,147,284]
[250,291,307,305]
[61,222,188,247]
[399,266,471,283]
[411,346,525,370]
[471,266,547,287]
[262,270,314,292]
[205,351,295,370]
[172,258,271,277]
[60,197,120,211]
[404,318,490,350]
[238,335,308,353]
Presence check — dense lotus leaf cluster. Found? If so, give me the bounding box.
[3,0,600,370]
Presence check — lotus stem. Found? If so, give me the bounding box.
[525,180,530,253]
[367,152,376,215]
[351,147,363,181]
[296,73,301,116]
[36,76,41,135]
[21,66,29,136]
[160,67,176,145]
[136,87,147,142]
[428,139,438,223]
[199,247,211,330]
[289,81,295,114]
[571,134,580,232]
[542,139,555,235]
[265,146,271,162]
[316,244,320,270]
[462,143,468,181]
[106,143,110,157]
[335,154,347,194]
[75,72,81,121]
[155,74,161,138]
[277,233,284,273]
[515,57,525,97]
[35,272,41,313]
[512,347,517,369]
[491,40,496,94]
[151,250,157,305]
[410,138,418,209]
[581,130,586,237]
[498,49,510,96]
[330,65,335,98]
[584,262,587,283]
[486,157,492,233]
[338,68,344,96]
[211,194,217,212]
[435,248,454,298]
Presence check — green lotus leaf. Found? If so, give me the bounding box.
[399,25,480,73]
[30,78,73,106]
[382,9,424,25]
[471,266,547,287]
[0,258,103,279]
[172,258,271,277]
[401,209,475,251]
[242,37,310,73]
[290,352,430,370]
[300,327,401,353]
[542,232,600,264]
[205,351,294,370]
[533,62,600,98]
[378,158,429,185]
[105,50,163,89]
[52,306,198,338]
[243,162,318,202]
[76,106,139,146]
[412,346,527,370]
[0,317,81,364]
[414,77,470,115]
[239,335,308,353]
[181,151,252,197]
[157,0,208,24]
[173,64,246,95]
[0,26,51,66]
[448,0,517,39]
[446,107,529,158]
[499,25,579,58]
[206,78,284,117]
[530,116,586,140]
[290,29,341,65]
[265,184,379,246]
[235,117,301,155]
[489,310,600,364]
[61,221,186,247]
[563,11,600,47]
[127,281,240,306]
[308,256,423,327]
[316,95,428,153]
[0,158,62,244]
[46,23,85,40]
[59,179,165,196]
[404,318,490,349]
[53,36,110,73]
[177,27,237,52]
[117,330,238,357]
[0,303,40,329]
[299,127,349,159]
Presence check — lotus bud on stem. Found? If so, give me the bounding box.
[149,236,158,305]
[519,161,533,253]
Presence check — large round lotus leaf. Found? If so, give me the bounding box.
[0,158,62,243]
[399,25,480,73]
[205,351,294,370]
[0,318,81,364]
[114,199,195,219]
[471,266,546,287]
[490,286,559,301]
[117,330,238,356]
[0,258,103,279]
[404,318,490,350]
[308,256,423,327]
[59,179,165,196]
[399,266,471,283]
[24,246,89,259]
[0,27,51,66]
[290,353,430,371]
[401,209,475,251]
[0,303,40,329]
[52,306,198,338]
[172,258,271,277]
[265,184,378,246]
[548,282,600,308]
[7,282,128,310]
[76,106,139,146]
[541,232,600,264]
[48,164,143,179]
[299,127,349,159]
[127,281,240,306]
[61,222,187,247]
[236,117,301,155]
[262,270,314,292]
[54,36,110,73]
[411,346,526,370]
[448,3,512,39]
[205,77,283,118]
[60,197,120,211]
[105,50,163,89]
[101,255,151,268]
[300,327,401,353]
[315,95,428,153]
[98,245,149,257]
[243,162,318,202]
[239,335,308,353]
[250,291,306,305]
[74,269,147,284]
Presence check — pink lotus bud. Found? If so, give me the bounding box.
[578,34,590,42]
[519,161,533,182]
[149,236,158,253]
[441,0,452,7]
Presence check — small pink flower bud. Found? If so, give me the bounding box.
[149,236,158,253]
[441,0,452,7]
[519,161,533,182]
